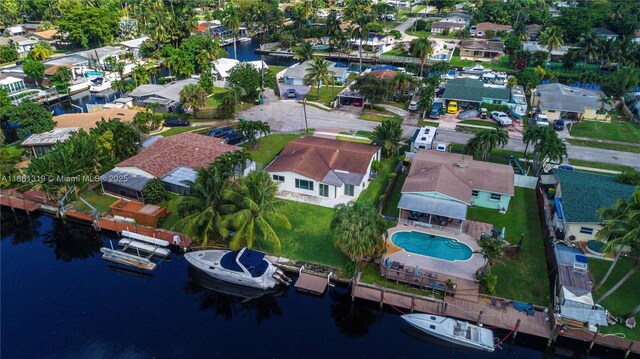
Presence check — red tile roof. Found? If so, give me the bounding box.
[117,132,241,177]
[370,69,396,80]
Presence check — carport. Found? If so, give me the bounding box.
[337,88,364,106]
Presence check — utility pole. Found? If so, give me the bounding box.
[302,98,308,133]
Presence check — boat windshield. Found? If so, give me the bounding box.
[220,250,269,277]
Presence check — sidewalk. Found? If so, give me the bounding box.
[567,135,640,147]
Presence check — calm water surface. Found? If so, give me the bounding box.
[1,211,621,358]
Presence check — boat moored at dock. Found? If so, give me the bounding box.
[402,314,495,352]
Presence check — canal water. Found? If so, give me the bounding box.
[1,211,622,358]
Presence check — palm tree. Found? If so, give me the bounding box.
[172,165,232,244]
[391,71,416,100]
[293,41,314,63]
[236,119,271,150]
[325,11,342,51]
[223,4,241,60]
[522,125,543,157]
[593,191,640,292]
[225,171,291,250]
[350,18,370,74]
[370,120,402,158]
[531,127,567,176]
[179,84,207,112]
[538,26,564,55]
[600,38,620,70]
[304,57,333,101]
[466,129,509,161]
[196,37,227,70]
[595,238,639,305]
[577,31,601,71]
[28,41,51,61]
[409,37,433,77]
[331,201,385,270]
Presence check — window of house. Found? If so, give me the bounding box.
[344,184,355,196]
[490,193,501,201]
[319,184,329,197]
[579,227,594,235]
[272,175,284,182]
[295,179,314,191]
[471,190,479,197]
[548,110,556,113]
[473,50,481,56]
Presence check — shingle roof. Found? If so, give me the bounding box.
[554,170,636,223]
[432,22,465,29]
[534,83,605,113]
[21,128,77,146]
[31,29,58,40]
[443,78,510,103]
[117,132,241,177]
[265,136,380,185]
[460,40,504,52]
[282,60,346,81]
[53,108,139,130]
[370,69,396,80]
[475,22,512,32]
[403,151,514,200]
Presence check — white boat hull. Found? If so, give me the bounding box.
[402,314,495,352]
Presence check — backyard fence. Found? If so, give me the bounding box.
[514,174,538,189]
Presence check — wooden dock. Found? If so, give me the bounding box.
[295,272,329,295]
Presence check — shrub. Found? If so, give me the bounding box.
[617,167,640,185]
[482,103,509,113]
[216,94,237,119]
[479,271,498,295]
[415,19,427,31]
[442,28,450,36]
[142,178,168,205]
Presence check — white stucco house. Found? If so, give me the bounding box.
[282,60,349,86]
[265,136,381,207]
[212,58,269,87]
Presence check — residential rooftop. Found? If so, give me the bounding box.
[443,78,510,103]
[52,108,140,131]
[21,128,77,146]
[534,83,607,114]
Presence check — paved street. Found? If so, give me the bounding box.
[239,96,640,170]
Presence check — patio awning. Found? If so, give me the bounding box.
[398,193,467,220]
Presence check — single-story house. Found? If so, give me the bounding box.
[30,29,58,44]
[0,76,26,94]
[459,40,503,61]
[399,150,514,230]
[553,244,607,329]
[349,33,393,47]
[592,27,618,41]
[474,22,512,35]
[531,83,611,121]
[442,78,511,108]
[76,46,125,68]
[265,136,381,208]
[212,58,269,87]
[431,22,466,34]
[128,78,199,112]
[281,60,348,86]
[370,69,416,96]
[118,36,150,58]
[0,36,37,57]
[101,132,249,200]
[522,41,572,61]
[441,12,472,26]
[3,26,26,37]
[552,169,636,243]
[21,128,78,158]
[526,24,543,41]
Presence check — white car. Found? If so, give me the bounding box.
[491,111,513,126]
[408,100,418,111]
[535,113,550,126]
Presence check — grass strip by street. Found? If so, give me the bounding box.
[336,136,371,144]
[418,120,440,127]
[567,159,631,173]
[589,256,640,341]
[467,188,550,305]
[569,120,640,143]
[304,102,331,112]
[359,110,403,123]
[304,85,345,106]
[357,156,399,208]
[160,126,212,137]
[566,139,640,154]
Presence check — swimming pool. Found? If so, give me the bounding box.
[431,53,448,60]
[84,71,105,77]
[391,231,472,261]
[313,45,329,50]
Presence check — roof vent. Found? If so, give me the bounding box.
[456,163,468,168]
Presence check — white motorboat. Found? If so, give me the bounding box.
[508,85,527,119]
[185,248,291,290]
[402,314,495,352]
[237,37,251,43]
[89,77,112,92]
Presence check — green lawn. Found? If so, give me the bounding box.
[381,171,407,217]
[467,188,550,305]
[569,121,640,144]
[268,65,286,76]
[458,120,501,129]
[3,143,25,157]
[567,139,640,154]
[383,102,407,110]
[74,190,118,215]
[160,126,212,137]
[359,110,403,122]
[567,159,631,173]
[357,156,399,208]
[382,49,413,57]
[205,87,231,109]
[304,85,345,106]
[418,120,440,127]
[403,30,432,38]
[245,134,301,168]
[159,194,181,230]
[336,136,371,144]
[360,262,444,299]
[589,256,640,340]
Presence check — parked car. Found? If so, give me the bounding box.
[429,103,443,119]
[490,111,513,126]
[480,107,488,119]
[206,126,234,138]
[554,119,565,131]
[222,132,245,145]
[446,101,458,114]
[286,88,296,98]
[535,113,549,126]
[163,118,190,127]
[408,100,418,111]
[353,98,364,107]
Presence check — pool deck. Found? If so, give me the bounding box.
[384,224,485,282]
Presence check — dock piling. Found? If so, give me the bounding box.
[588,330,599,351]
[513,319,521,340]
[477,310,483,326]
[379,288,385,309]
[624,341,634,358]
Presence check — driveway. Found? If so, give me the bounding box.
[278,84,310,100]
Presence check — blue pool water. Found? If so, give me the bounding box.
[313,45,329,50]
[391,231,472,261]
[432,54,447,60]
[84,71,105,77]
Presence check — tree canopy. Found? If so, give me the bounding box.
[56,4,119,49]
[0,101,55,141]
[227,62,269,101]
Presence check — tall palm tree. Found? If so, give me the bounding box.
[595,237,639,305]
[409,37,433,77]
[391,71,416,100]
[593,191,640,292]
[28,41,51,61]
[350,18,370,74]
[225,171,291,250]
[172,165,232,245]
[304,57,333,101]
[370,120,402,158]
[466,129,509,161]
[223,4,241,60]
[293,41,314,63]
[531,127,567,176]
[522,124,543,157]
[538,26,564,54]
[236,119,271,150]
[577,31,601,71]
[179,83,207,112]
[196,37,228,69]
[331,201,385,270]
[599,38,620,70]
[325,11,342,51]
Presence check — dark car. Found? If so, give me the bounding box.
[286,88,296,98]
[429,103,442,119]
[554,120,565,131]
[163,118,190,127]
[353,98,364,107]
[206,126,234,138]
[222,132,245,145]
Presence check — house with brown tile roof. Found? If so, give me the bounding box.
[397,150,514,229]
[53,108,140,131]
[265,136,381,207]
[100,133,249,201]
[459,40,504,61]
[475,22,513,33]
